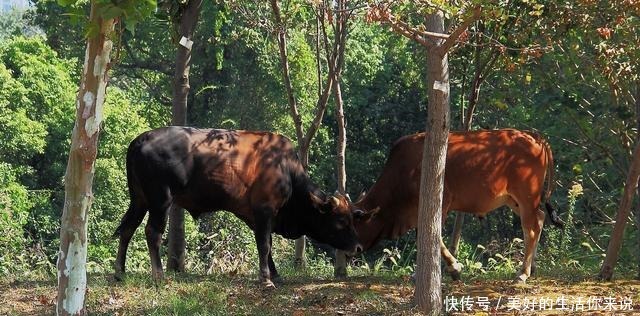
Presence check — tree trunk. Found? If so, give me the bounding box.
[449,45,499,256]
[270,0,309,267]
[167,0,203,273]
[333,72,348,278]
[56,4,114,315]
[634,83,640,280]
[415,10,448,314]
[335,81,347,195]
[599,140,640,280]
[450,213,465,256]
[637,182,640,280]
[271,0,344,268]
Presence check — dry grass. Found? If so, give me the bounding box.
[1,270,639,315]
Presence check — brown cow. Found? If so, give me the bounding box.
[113,127,363,287]
[343,129,563,282]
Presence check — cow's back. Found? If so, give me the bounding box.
[378,129,548,216]
[126,127,301,222]
[444,129,548,214]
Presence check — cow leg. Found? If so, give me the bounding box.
[268,237,282,284]
[253,207,276,288]
[440,198,463,280]
[516,208,545,283]
[114,200,146,281]
[441,237,463,280]
[145,191,171,282]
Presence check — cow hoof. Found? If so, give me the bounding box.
[293,258,306,269]
[152,271,165,285]
[334,267,348,279]
[447,270,461,281]
[445,262,463,281]
[514,274,528,284]
[261,279,277,289]
[272,275,284,285]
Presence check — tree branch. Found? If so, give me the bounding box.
[438,6,482,54]
[389,14,448,46]
[270,0,305,146]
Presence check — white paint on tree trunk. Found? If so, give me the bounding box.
[81,92,95,119]
[93,40,112,77]
[83,45,90,76]
[433,80,449,92]
[84,40,112,137]
[79,195,91,221]
[62,232,87,314]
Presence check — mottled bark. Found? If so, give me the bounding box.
[636,85,640,280]
[415,11,448,314]
[335,80,347,195]
[599,140,640,280]
[56,3,114,315]
[167,0,203,273]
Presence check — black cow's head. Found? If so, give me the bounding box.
[307,192,364,255]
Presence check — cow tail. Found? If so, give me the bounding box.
[540,134,565,229]
[112,140,146,238]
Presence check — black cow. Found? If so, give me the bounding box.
[113,127,363,287]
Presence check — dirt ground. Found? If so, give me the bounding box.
[1,274,639,315]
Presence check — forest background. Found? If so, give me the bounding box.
[0,0,639,314]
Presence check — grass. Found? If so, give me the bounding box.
[2,263,640,315]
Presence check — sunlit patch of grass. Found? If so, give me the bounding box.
[4,256,640,315]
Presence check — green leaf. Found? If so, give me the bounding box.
[57,0,78,7]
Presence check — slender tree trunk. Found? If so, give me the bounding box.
[167,0,203,273]
[271,0,343,268]
[335,82,347,195]
[333,0,348,195]
[415,10,448,314]
[271,0,308,267]
[634,84,640,280]
[56,4,114,315]
[450,213,465,256]
[449,46,499,256]
[637,184,640,280]
[449,68,481,256]
[599,140,640,280]
[333,74,348,279]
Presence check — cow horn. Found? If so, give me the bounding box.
[309,192,324,205]
[330,196,340,207]
[345,193,352,202]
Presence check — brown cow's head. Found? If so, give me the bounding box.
[307,192,364,255]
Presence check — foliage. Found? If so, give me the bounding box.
[0,8,44,42]
[0,0,637,291]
